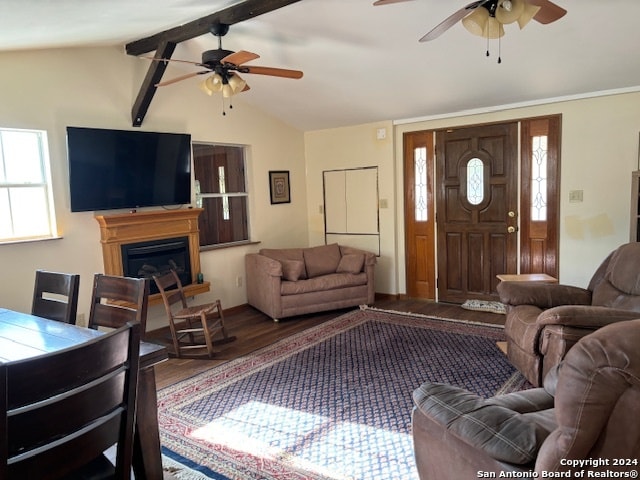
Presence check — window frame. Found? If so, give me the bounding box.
[192,142,251,249]
[0,127,58,244]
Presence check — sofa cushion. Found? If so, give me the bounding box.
[281,272,367,296]
[281,260,306,281]
[260,248,307,279]
[303,243,341,278]
[336,253,365,274]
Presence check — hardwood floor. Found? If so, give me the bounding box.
[147,297,506,389]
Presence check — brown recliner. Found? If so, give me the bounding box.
[497,242,640,387]
[411,319,640,479]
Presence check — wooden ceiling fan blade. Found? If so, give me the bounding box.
[528,0,567,24]
[243,66,303,79]
[373,0,414,5]
[419,0,488,42]
[155,71,209,87]
[222,50,260,66]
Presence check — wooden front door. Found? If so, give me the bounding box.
[435,122,518,303]
[403,131,436,299]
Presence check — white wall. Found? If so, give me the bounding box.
[0,46,308,331]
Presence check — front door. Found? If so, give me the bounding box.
[435,122,519,303]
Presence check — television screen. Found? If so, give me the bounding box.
[67,126,192,212]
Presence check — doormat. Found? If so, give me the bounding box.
[461,299,506,314]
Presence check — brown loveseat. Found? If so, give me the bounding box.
[245,243,376,321]
[497,242,640,386]
[411,319,640,479]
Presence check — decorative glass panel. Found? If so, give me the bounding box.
[414,147,428,221]
[531,135,548,221]
[466,158,484,205]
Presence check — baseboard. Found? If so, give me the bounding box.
[374,292,401,301]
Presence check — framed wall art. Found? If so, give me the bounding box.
[269,170,291,204]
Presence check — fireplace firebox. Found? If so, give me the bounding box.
[121,236,191,295]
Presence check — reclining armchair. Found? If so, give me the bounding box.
[497,242,640,386]
[411,319,640,479]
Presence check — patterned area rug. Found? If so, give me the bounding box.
[158,306,527,480]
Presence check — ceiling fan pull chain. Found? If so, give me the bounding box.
[486,25,490,58]
[498,34,502,64]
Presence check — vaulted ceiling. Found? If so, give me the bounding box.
[2,0,640,131]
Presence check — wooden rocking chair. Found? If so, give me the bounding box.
[153,270,235,358]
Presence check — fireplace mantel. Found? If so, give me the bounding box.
[95,208,209,304]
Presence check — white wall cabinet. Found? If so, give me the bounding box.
[323,167,379,253]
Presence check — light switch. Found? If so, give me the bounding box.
[376,128,386,140]
[569,190,583,203]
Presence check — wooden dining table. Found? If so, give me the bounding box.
[0,307,168,479]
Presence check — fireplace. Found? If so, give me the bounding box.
[95,209,209,306]
[121,236,191,295]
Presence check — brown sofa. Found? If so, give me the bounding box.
[497,242,640,386]
[245,243,376,321]
[412,319,640,479]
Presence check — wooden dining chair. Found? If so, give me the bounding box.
[0,321,141,479]
[154,269,236,358]
[88,273,150,338]
[31,269,80,324]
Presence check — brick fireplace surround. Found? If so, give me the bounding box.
[95,208,210,305]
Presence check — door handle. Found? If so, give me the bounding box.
[507,226,517,233]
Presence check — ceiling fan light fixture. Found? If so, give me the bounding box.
[222,83,235,98]
[462,7,489,37]
[227,73,246,94]
[517,2,542,29]
[200,73,223,95]
[199,81,213,96]
[483,17,505,39]
[495,0,525,24]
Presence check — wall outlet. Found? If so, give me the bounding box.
[236,276,243,287]
[77,313,86,326]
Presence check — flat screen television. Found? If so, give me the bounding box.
[67,126,192,212]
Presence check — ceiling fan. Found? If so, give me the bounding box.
[146,23,303,109]
[373,0,566,42]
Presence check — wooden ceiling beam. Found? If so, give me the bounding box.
[131,40,176,127]
[126,0,302,56]
[126,0,301,126]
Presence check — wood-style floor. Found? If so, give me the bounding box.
[147,297,505,389]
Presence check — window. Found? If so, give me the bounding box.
[193,143,249,247]
[0,128,57,243]
[466,157,484,205]
[530,135,548,221]
[413,146,428,221]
